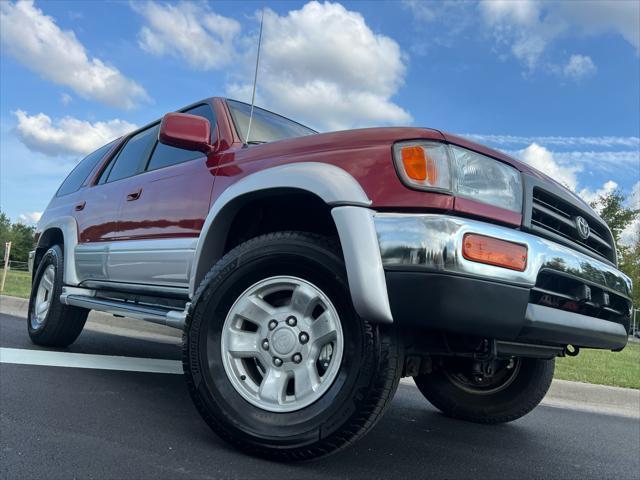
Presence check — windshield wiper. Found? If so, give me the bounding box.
[247,140,268,145]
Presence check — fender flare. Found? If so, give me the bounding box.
[36,216,81,286]
[189,162,393,323]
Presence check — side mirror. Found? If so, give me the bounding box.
[159,113,214,153]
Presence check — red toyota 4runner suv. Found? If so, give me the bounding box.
[28,98,633,460]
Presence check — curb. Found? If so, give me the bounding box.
[2,294,639,418]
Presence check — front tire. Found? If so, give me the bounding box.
[28,245,88,347]
[414,356,554,424]
[183,232,402,460]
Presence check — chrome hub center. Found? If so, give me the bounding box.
[271,327,297,355]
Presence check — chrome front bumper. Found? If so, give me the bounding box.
[374,214,632,301]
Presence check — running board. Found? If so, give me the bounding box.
[61,294,187,329]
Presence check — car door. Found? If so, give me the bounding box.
[74,125,158,283]
[107,104,218,290]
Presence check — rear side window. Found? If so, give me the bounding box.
[56,140,116,197]
[145,104,216,172]
[105,124,159,182]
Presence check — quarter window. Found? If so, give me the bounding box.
[56,140,117,196]
[146,104,216,172]
[105,124,159,182]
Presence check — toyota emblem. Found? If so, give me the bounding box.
[575,216,590,240]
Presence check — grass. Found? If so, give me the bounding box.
[555,341,640,389]
[0,269,31,299]
[1,267,638,389]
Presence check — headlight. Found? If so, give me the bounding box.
[393,141,522,213]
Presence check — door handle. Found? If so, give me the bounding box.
[74,201,86,211]
[126,188,142,201]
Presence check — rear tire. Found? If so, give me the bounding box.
[183,231,402,460]
[414,356,554,424]
[28,245,88,347]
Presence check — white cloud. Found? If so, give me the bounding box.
[402,0,437,22]
[460,133,640,148]
[13,110,136,156]
[479,0,562,70]
[478,0,639,73]
[562,54,597,79]
[578,179,618,206]
[228,2,411,130]
[480,0,540,26]
[518,142,581,191]
[60,93,72,106]
[134,1,241,70]
[557,1,640,52]
[18,211,42,225]
[133,1,409,129]
[0,0,148,109]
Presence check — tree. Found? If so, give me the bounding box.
[0,212,13,261]
[0,210,36,265]
[619,239,640,310]
[590,189,639,312]
[591,188,638,247]
[9,223,36,264]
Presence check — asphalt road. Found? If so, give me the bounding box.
[1,311,639,480]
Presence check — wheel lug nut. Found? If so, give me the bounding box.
[273,357,283,367]
[299,332,309,344]
[292,353,302,364]
[268,320,278,330]
[261,339,269,350]
[286,316,297,327]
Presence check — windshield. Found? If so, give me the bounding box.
[226,99,316,144]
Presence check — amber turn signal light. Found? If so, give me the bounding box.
[462,234,527,271]
[400,146,437,184]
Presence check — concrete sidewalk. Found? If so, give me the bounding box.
[3,294,639,418]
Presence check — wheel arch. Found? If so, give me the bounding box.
[35,217,81,285]
[189,162,393,323]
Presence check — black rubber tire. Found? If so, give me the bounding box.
[183,231,402,461]
[414,356,554,424]
[27,245,88,347]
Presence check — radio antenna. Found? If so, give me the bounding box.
[245,9,264,146]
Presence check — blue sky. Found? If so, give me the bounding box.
[1,0,638,238]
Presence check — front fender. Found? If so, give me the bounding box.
[189,162,393,323]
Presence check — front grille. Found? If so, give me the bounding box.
[531,188,614,262]
[531,271,630,327]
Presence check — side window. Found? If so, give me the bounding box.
[145,104,216,172]
[105,124,159,182]
[56,140,116,196]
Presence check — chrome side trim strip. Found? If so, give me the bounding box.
[375,214,632,299]
[332,206,393,324]
[79,280,189,299]
[190,162,372,296]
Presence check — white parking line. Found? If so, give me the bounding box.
[0,347,183,374]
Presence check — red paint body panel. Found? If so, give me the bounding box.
[38,97,552,245]
[116,155,216,240]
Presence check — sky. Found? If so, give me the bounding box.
[1,0,638,241]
